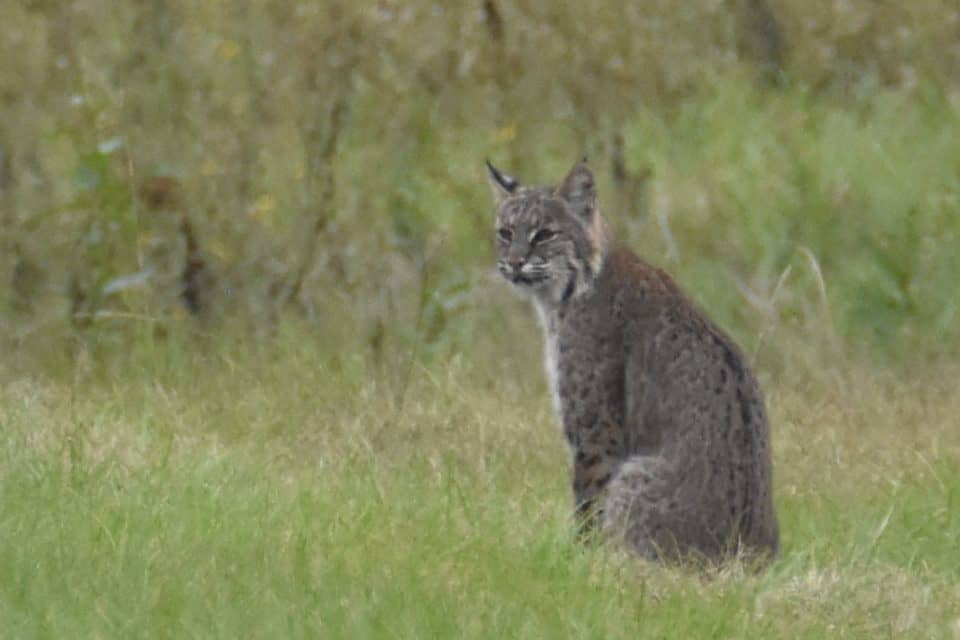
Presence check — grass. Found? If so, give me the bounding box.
[1,330,958,638]
[3,2,960,637]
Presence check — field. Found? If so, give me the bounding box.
[2,1,960,638]
[2,337,959,637]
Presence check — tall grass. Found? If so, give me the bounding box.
[2,4,960,636]
[1,335,958,637]
[2,1,960,369]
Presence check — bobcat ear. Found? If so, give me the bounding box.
[486,159,520,204]
[556,158,596,222]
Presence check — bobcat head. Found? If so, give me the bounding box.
[487,159,610,305]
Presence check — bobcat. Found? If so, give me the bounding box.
[487,159,779,562]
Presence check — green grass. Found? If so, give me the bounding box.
[2,333,958,638]
[3,2,960,637]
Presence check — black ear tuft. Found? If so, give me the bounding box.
[555,159,596,222]
[486,160,520,203]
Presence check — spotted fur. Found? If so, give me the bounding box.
[488,159,779,563]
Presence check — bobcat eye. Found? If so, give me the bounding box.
[497,228,513,243]
[531,229,557,244]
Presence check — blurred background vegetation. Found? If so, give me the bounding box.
[2,0,959,377]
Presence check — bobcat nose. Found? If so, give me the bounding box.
[507,255,526,270]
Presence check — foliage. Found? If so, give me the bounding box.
[3,5,960,635]
[1,1,960,368]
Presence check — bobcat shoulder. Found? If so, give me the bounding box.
[487,159,779,562]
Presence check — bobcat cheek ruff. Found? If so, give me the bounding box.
[488,160,610,305]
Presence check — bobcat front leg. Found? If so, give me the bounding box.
[572,447,618,541]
